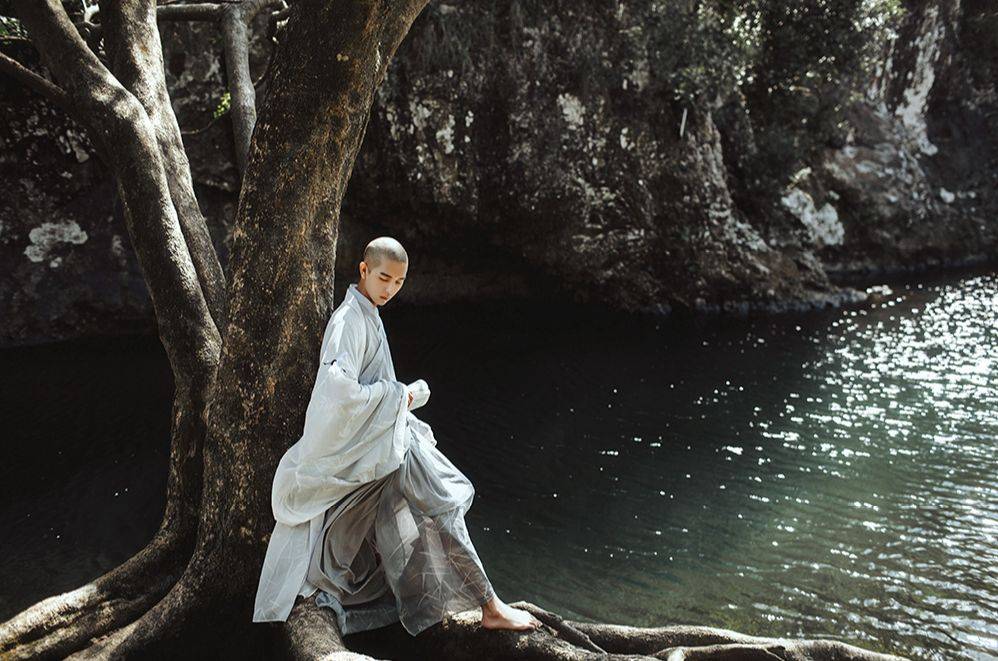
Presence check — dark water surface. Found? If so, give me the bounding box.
[2,269,996,660]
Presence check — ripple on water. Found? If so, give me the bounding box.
[453,271,998,659]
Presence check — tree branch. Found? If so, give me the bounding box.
[220,0,285,177]
[100,0,229,333]
[12,0,221,566]
[71,0,291,180]
[76,0,285,181]
[0,51,73,114]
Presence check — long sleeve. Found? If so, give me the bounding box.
[406,379,431,411]
[275,310,411,525]
[314,314,401,433]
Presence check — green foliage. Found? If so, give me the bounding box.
[741,0,906,192]
[0,15,27,39]
[648,0,905,108]
[213,91,231,120]
[647,1,762,107]
[644,0,906,195]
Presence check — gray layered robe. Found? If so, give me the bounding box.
[252,283,437,623]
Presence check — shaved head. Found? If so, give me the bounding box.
[358,237,407,306]
[362,236,408,270]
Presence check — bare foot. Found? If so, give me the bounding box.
[480,596,543,631]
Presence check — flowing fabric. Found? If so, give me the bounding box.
[253,283,493,632]
[307,424,495,636]
[255,284,417,622]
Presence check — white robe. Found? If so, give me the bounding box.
[253,283,435,623]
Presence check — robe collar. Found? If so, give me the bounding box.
[347,282,380,320]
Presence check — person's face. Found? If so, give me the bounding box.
[360,259,407,305]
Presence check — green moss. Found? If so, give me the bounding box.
[212,91,231,120]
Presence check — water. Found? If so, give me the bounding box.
[2,269,996,659]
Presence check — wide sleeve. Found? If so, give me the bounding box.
[296,313,410,482]
[406,379,431,411]
[316,315,395,415]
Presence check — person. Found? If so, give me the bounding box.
[253,236,541,635]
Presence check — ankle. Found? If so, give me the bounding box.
[481,596,500,614]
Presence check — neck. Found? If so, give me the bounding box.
[355,281,378,307]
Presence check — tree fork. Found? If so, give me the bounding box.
[100,0,229,333]
[9,0,431,656]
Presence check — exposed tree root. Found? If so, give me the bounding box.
[312,600,909,661]
[560,610,907,660]
[281,595,376,661]
[0,526,192,661]
[60,545,225,660]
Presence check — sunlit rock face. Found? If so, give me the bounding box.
[1,1,995,345]
[341,0,996,311]
[799,0,998,277]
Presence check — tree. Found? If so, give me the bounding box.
[0,1,908,659]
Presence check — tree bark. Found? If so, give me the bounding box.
[100,0,229,333]
[48,0,432,655]
[220,0,284,178]
[1,0,219,656]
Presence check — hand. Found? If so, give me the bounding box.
[407,390,414,409]
[405,379,429,411]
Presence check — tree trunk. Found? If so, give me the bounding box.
[86,0,436,656]
[1,0,219,657]
[0,1,911,659]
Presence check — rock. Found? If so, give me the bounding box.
[1,1,995,346]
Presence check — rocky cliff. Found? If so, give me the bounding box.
[1,0,995,345]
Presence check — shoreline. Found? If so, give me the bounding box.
[2,256,996,349]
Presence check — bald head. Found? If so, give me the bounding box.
[358,237,408,306]
[362,236,408,270]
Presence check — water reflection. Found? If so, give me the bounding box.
[1,269,995,659]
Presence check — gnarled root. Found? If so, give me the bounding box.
[281,595,376,661]
[339,600,910,661]
[0,526,192,661]
[549,603,909,661]
[60,547,222,660]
